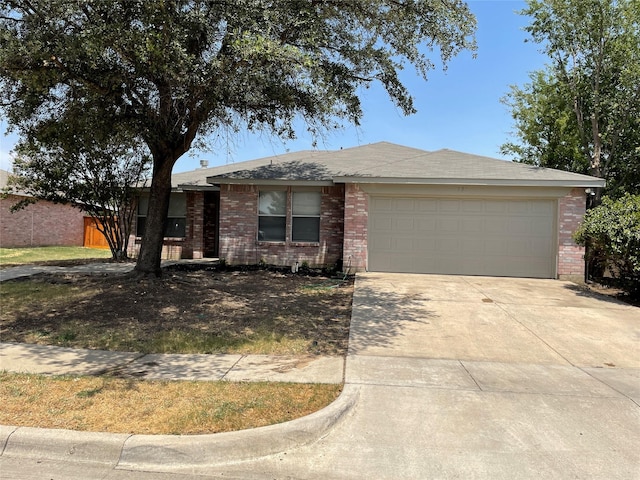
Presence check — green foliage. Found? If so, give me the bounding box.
[8,111,150,261]
[502,0,640,198]
[574,194,640,296]
[501,69,587,173]
[0,0,477,274]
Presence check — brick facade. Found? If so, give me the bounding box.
[342,183,369,272]
[557,188,587,279]
[219,184,345,268]
[126,183,589,279]
[0,194,85,247]
[184,191,205,259]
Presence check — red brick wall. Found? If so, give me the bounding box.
[219,184,344,268]
[184,191,205,259]
[557,188,587,278]
[342,183,368,272]
[127,236,185,260]
[127,195,185,260]
[0,194,85,247]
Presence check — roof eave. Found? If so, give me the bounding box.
[332,176,607,188]
[209,178,334,187]
[176,184,220,191]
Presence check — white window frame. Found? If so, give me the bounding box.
[291,191,321,243]
[258,190,287,242]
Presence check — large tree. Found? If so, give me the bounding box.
[0,0,476,275]
[502,0,640,199]
[7,103,149,260]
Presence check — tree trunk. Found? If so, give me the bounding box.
[134,156,175,276]
[590,114,604,206]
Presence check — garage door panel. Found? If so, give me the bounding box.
[460,200,483,213]
[484,239,508,256]
[484,201,507,214]
[460,237,484,254]
[531,201,555,215]
[440,200,461,212]
[507,202,530,214]
[414,237,436,251]
[438,217,460,232]
[484,217,507,231]
[369,196,556,278]
[395,237,414,250]
[396,216,415,231]
[371,216,393,232]
[417,218,437,231]
[370,235,393,250]
[416,198,438,212]
[435,237,462,255]
[460,217,484,234]
[508,217,533,235]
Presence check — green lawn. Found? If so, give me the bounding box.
[0,246,112,266]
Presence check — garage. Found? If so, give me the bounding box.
[368,196,557,278]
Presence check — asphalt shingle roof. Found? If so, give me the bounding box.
[171,142,604,189]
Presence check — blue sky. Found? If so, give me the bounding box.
[0,0,548,174]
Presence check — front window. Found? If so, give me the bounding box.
[137,194,186,237]
[257,189,321,243]
[258,191,286,241]
[292,191,321,242]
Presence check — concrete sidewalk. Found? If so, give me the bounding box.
[0,262,135,281]
[0,343,351,474]
[0,342,344,384]
[0,258,218,282]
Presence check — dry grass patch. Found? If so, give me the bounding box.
[0,372,341,435]
[0,268,354,355]
[0,246,112,266]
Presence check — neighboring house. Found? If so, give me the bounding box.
[134,142,605,279]
[0,169,86,248]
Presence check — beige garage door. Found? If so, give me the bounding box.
[368,197,556,278]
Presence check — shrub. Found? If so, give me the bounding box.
[574,194,640,297]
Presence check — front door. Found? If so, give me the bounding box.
[203,191,220,257]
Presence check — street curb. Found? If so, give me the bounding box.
[1,426,131,466]
[118,383,360,471]
[0,384,360,470]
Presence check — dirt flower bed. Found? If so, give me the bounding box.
[0,265,354,356]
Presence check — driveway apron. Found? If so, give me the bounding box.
[204,273,640,480]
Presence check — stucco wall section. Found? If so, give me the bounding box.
[0,194,84,247]
[218,184,344,268]
[342,183,368,272]
[557,188,587,278]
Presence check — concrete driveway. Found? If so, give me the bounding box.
[212,273,640,480]
[349,273,640,376]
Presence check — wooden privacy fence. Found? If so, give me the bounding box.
[83,217,111,249]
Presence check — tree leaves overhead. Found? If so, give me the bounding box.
[502,0,640,198]
[8,105,149,260]
[0,0,477,274]
[1,0,477,150]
